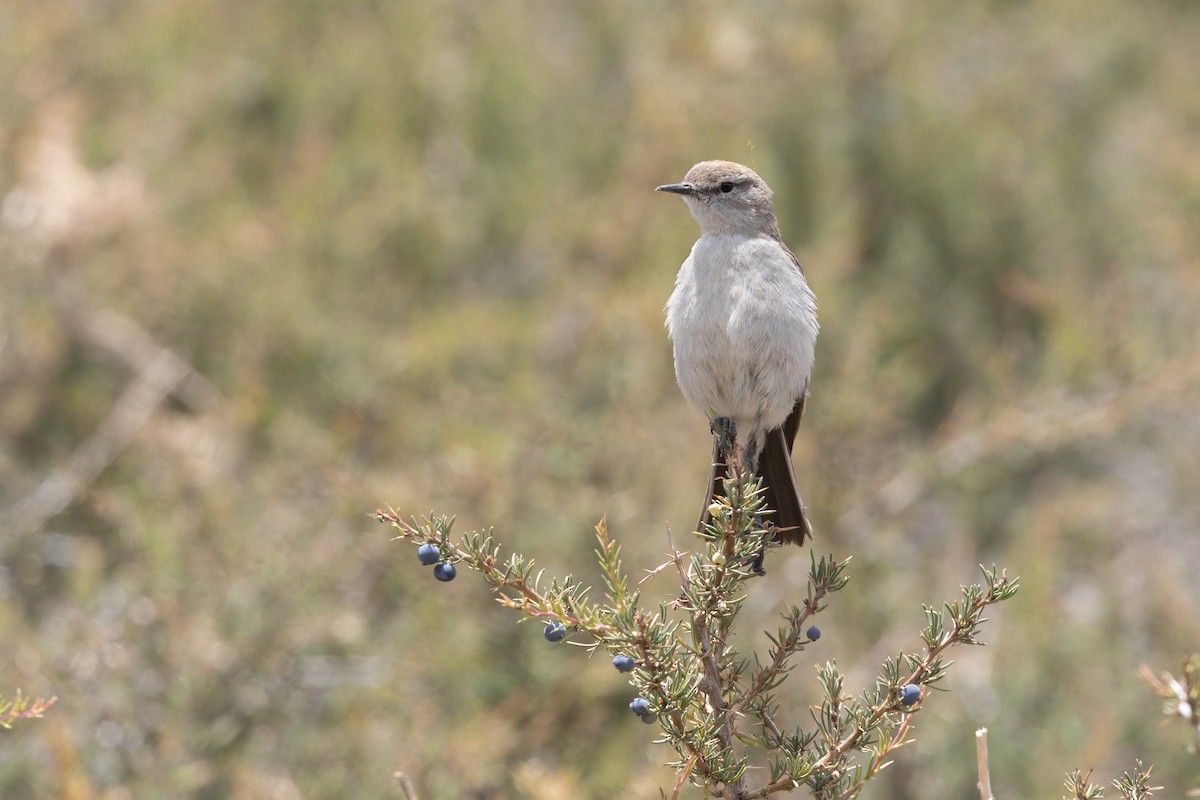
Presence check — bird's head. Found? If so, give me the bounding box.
[656,160,778,236]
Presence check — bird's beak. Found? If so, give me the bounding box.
[656,182,696,195]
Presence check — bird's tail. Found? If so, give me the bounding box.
[759,427,811,545]
[696,428,812,545]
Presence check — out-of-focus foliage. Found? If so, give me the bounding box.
[0,691,56,731]
[1,1,1197,798]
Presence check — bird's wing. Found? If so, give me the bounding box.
[770,230,806,277]
[770,232,809,453]
[782,384,808,454]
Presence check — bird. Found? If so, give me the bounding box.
[658,160,818,545]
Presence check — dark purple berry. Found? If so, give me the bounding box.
[433,562,457,582]
[612,655,636,673]
[900,684,920,706]
[543,622,568,642]
[640,713,657,724]
[417,543,440,565]
[806,625,821,641]
[629,697,651,716]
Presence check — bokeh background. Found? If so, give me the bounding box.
[3,2,1198,798]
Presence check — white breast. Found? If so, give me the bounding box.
[665,233,818,435]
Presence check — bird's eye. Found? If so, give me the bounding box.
[719,181,734,193]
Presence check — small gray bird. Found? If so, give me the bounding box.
[658,161,818,544]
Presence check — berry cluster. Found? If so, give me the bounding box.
[629,696,656,724]
[608,656,656,722]
[415,543,457,582]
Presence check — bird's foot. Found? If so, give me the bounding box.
[710,416,736,459]
[747,539,767,576]
[742,438,758,473]
[741,516,769,576]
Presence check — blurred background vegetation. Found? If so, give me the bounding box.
[2,1,1198,798]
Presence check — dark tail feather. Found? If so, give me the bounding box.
[759,427,811,545]
[695,430,812,546]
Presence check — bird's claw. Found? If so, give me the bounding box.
[710,416,736,459]
[737,516,769,576]
[747,534,767,576]
[742,438,758,473]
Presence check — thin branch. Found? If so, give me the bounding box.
[692,447,755,798]
[671,755,699,800]
[394,772,420,800]
[11,349,193,535]
[381,512,618,637]
[841,351,1200,532]
[730,602,821,720]
[757,589,997,796]
[0,693,57,729]
[9,283,230,536]
[63,298,227,414]
[976,727,994,800]
[836,711,914,800]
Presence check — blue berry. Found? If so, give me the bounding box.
[806,625,821,641]
[900,684,920,706]
[416,543,441,565]
[629,697,651,716]
[612,655,636,673]
[433,563,457,582]
[543,622,568,642]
